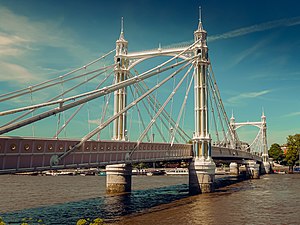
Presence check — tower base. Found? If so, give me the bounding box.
[106,164,132,194]
[229,162,239,176]
[246,160,260,179]
[261,161,271,174]
[189,157,216,194]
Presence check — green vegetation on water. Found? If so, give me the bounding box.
[0,217,106,225]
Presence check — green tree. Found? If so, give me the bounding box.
[285,134,300,172]
[268,143,285,163]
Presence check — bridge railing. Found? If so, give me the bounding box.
[0,137,192,174]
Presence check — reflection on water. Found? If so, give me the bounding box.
[1,174,299,225]
[2,184,189,224]
[115,175,300,225]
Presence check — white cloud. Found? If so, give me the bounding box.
[0,6,95,86]
[282,111,300,118]
[167,16,300,48]
[209,16,300,42]
[227,90,271,104]
[0,61,38,83]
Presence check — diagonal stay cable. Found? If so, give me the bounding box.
[170,68,194,145]
[207,80,221,145]
[53,70,114,138]
[208,63,239,148]
[0,63,115,103]
[130,69,179,143]
[0,39,200,117]
[128,85,151,142]
[1,68,114,128]
[54,61,193,163]
[0,49,115,100]
[131,69,190,141]
[128,64,193,158]
[0,58,197,135]
[0,47,199,135]
[128,75,167,143]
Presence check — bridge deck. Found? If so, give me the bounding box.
[0,137,262,174]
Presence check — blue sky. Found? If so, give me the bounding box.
[0,0,299,146]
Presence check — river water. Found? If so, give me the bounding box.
[0,174,299,224]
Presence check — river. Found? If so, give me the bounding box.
[0,174,299,224]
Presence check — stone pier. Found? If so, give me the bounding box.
[229,162,239,176]
[246,160,260,179]
[189,157,216,194]
[261,161,271,174]
[106,164,132,194]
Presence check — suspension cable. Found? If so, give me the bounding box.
[207,84,220,145]
[128,74,167,143]
[97,90,113,140]
[129,70,181,142]
[0,54,196,118]
[170,67,194,145]
[131,69,190,141]
[208,64,240,148]
[55,61,192,162]
[0,63,115,103]
[53,70,114,138]
[128,85,151,142]
[168,75,176,139]
[2,68,114,128]
[207,73,228,146]
[0,49,116,100]
[29,86,35,137]
[135,64,193,147]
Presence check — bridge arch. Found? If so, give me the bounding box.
[127,49,193,70]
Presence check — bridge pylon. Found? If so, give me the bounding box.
[261,111,271,174]
[189,12,216,194]
[106,18,132,194]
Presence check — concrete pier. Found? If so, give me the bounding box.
[189,158,216,194]
[261,161,271,174]
[229,162,239,176]
[247,161,260,179]
[106,164,132,194]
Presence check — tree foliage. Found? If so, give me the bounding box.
[285,134,300,168]
[268,143,285,163]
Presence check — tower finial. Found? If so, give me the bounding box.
[197,6,204,31]
[199,6,202,23]
[121,16,124,33]
[230,109,235,121]
[119,17,125,41]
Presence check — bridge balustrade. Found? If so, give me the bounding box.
[0,137,193,174]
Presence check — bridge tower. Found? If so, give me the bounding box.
[106,18,132,194]
[113,17,128,141]
[261,111,271,173]
[189,10,216,194]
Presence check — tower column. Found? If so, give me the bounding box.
[189,13,215,194]
[261,112,271,174]
[106,18,132,193]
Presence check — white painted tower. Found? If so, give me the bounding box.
[189,8,216,194]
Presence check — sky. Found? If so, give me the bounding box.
[0,0,300,146]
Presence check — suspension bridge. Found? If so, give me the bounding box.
[0,13,271,194]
